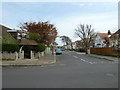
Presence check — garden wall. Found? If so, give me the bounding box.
[2,52,18,60]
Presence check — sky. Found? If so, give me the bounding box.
[1,1,118,45]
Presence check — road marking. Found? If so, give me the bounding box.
[89,62,94,64]
[80,58,95,64]
[76,52,85,55]
[81,59,86,61]
[73,55,79,58]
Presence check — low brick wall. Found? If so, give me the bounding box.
[90,47,113,56]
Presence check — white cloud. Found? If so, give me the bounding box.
[55,11,118,43]
[79,3,85,6]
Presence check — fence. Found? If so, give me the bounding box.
[90,47,113,56]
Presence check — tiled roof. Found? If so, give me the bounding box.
[110,29,120,40]
[114,29,120,34]
[19,39,38,45]
[97,33,108,39]
[68,42,76,45]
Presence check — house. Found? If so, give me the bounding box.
[92,31,112,47]
[63,42,77,50]
[7,29,27,41]
[110,29,120,49]
[1,24,38,59]
[1,24,18,44]
[70,42,78,50]
[1,24,27,42]
[63,44,68,49]
[75,40,81,49]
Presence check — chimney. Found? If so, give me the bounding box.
[108,30,111,38]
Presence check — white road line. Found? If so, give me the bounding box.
[73,55,79,58]
[80,58,95,64]
[89,62,94,64]
[81,59,85,61]
[76,52,85,55]
[73,56,97,64]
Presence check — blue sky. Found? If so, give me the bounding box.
[2,2,118,45]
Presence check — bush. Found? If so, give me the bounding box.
[20,43,46,53]
[2,44,19,53]
[34,43,46,52]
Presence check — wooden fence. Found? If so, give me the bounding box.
[90,47,113,56]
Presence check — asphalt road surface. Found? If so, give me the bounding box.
[2,51,118,88]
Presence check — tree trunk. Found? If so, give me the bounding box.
[85,48,90,54]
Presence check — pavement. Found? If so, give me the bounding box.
[88,54,119,62]
[1,53,56,66]
[74,51,119,62]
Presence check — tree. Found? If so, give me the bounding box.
[75,24,95,54]
[53,42,58,46]
[60,35,72,45]
[27,32,42,42]
[19,21,58,45]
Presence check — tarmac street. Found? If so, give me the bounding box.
[2,51,118,88]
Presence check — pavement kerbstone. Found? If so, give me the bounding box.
[75,52,119,62]
[1,54,56,66]
[88,54,119,62]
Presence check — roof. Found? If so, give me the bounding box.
[114,29,120,34]
[19,39,38,45]
[1,25,18,44]
[7,30,18,32]
[110,29,120,40]
[68,42,76,45]
[97,33,108,39]
[1,24,12,30]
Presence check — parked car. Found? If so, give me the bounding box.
[55,48,62,55]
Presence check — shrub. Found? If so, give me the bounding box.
[20,43,46,53]
[2,44,19,53]
[34,43,46,52]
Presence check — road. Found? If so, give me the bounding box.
[2,51,118,88]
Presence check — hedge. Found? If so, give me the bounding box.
[34,43,46,52]
[2,44,19,53]
[2,43,46,53]
[22,43,46,52]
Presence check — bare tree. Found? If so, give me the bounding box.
[75,24,95,54]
